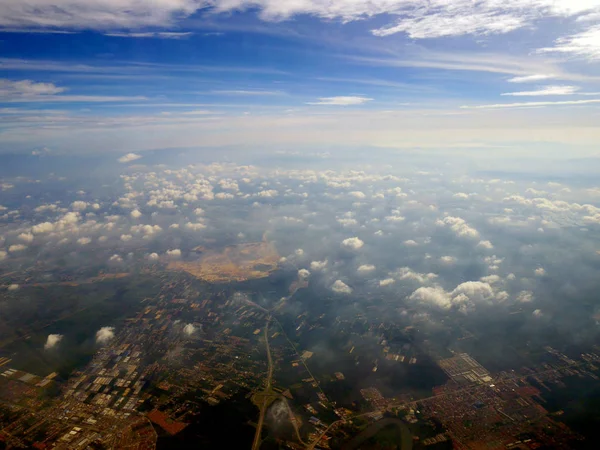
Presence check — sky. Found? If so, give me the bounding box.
[1,0,600,154]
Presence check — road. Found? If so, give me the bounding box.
[251,317,274,450]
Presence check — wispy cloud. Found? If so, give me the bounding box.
[501,85,579,96]
[538,26,600,61]
[306,96,373,106]
[209,89,285,96]
[507,74,556,83]
[462,99,600,109]
[105,32,193,39]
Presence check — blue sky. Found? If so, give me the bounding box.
[1,1,600,155]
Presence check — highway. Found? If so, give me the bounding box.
[251,317,274,450]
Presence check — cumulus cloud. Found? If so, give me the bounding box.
[147,252,159,261]
[404,239,418,246]
[477,240,494,249]
[517,290,534,303]
[310,260,328,270]
[183,323,196,335]
[357,264,376,274]
[31,222,54,234]
[7,284,19,291]
[166,248,182,258]
[77,237,92,245]
[108,254,123,263]
[298,268,311,280]
[71,201,88,211]
[0,251,7,261]
[331,280,352,294]
[534,267,546,276]
[18,232,34,243]
[409,286,452,309]
[8,244,27,252]
[341,236,364,250]
[120,234,133,242]
[439,256,457,264]
[436,216,479,239]
[131,209,142,218]
[118,153,142,163]
[410,280,498,312]
[44,334,63,350]
[532,309,544,318]
[379,278,395,286]
[96,326,115,344]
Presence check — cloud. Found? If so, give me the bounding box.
[18,232,34,243]
[306,96,373,106]
[461,99,600,109]
[9,244,27,252]
[106,31,193,39]
[341,236,364,250]
[118,153,142,163]
[404,239,418,247]
[7,284,19,291]
[409,286,452,309]
[166,248,182,258]
[477,240,494,249]
[147,252,159,261]
[508,74,556,83]
[183,323,196,335]
[538,26,600,61]
[0,79,65,98]
[436,216,479,239]
[532,308,544,318]
[0,251,7,261]
[108,254,123,263]
[131,209,142,218]
[379,278,395,286]
[331,280,352,294]
[31,222,55,234]
[440,256,457,264]
[71,200,88,211]
[96,326,115,344]
[357,264,376,274]
[310,260,328,270]
[534,267,546,276]
[501,85,580,96]
[517,290,534,303]
[77,237,92,245]
[298,268,311,280]
[44,334,63,350]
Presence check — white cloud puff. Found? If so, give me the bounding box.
[0,251,7,261]
[341,237,364,250]
[7,284,19,291]
[44,334,63,350]
[310,260,328,270]
[166,248,182,258]
[357,264,376,274]
[77,237,92,245]
[9,244,27,252]
[71,201,88,211]
[96,326,115,344]
[118,153,142,163]
[131,209,142,218]
[436,216,479,239]
[379,278,395,286]
[298,268,311,280]
[404,240,418,247]
[120,234,133,242]
[183,323,196,335]
[32,222,54,234]
[439,256,457,264]
[517,290,534,303]
[108,254,123,263]
[18,232,34,243]
[478,240,494,249]
[147,252,159,261]
[534,267,546,276]
[331,280,353,294]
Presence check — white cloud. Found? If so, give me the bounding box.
[534,267,546,276]
[118,152,142,163]
[310,260,328,270]
[298,268,311,280]
[0,79,65,98]
[307,96,373,106]
[32,222,54,234]
[147,252,159,261]
[77,237,92,245]
[394,267,437,283]
[71,200,88,211]
[508,74,556,83]
[9,244,27,252]
[436,216,479,239]
[166,248,182,258]
[517,290,534,303]
[18,232,34,243]
[501,85,580,96]
[440,256,457,264]
[409,286,452,309]
[96,326,115,344]
[7,284,19,291]
[331,279,352,294]
[106,31,193,39]
[183,323,196,335]
[477,240,494,249]
[185,222,207,231]
[109,254,123,263]
[44,334,63,350]
[357,264,376,274]
[404,239,418,247]
[120,234,132,242]
[130,209,142,218]
[341,236,364,250]
[462,99,600,109]
[539,26,600,61]
[379,278,395,286]
[349,191,366,199]
[532,308,544,318]
[0,251,7,261]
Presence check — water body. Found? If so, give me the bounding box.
[342,418,413,450]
